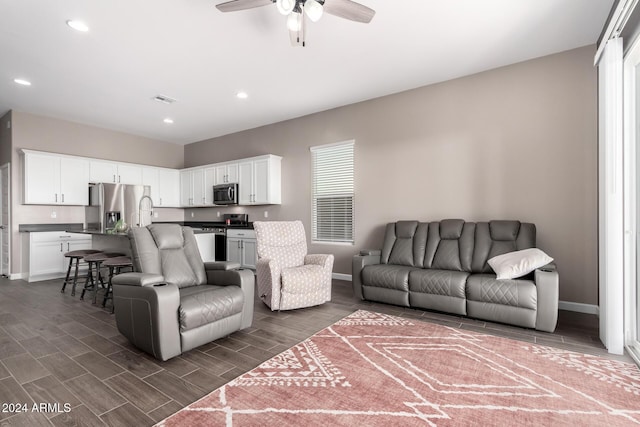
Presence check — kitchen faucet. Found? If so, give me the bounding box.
[138,195,154,227]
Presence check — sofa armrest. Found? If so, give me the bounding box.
[360,249,381,256]
[352,253,382,300]
[204,261,241,271]
[205,268,255,329]
[534,264,559,333]
[112,272,165,287]
[256,258,282,310]
[112,281,181,361]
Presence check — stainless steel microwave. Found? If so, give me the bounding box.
[213,183,238,205]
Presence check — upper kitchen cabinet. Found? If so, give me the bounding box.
[157,168,180,207]
[214,162,239,185]
[142,167,180,207]
[90,160,142,185]
[22,150,89,205]
[180,168,208,207]
[238,155,282,205]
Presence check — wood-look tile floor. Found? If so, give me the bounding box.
[0,276,632,426]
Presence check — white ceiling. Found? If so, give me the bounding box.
[0,0,613,145]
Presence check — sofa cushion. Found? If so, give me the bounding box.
[179,285,244,332]
[471,221,536,274]
[423,220,474,272]
[408,269,468,299]
[466,274,536,310]
[281,264,326,293]
[362,264,416,291]
[382,221,419,267]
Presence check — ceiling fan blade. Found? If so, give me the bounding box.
[322,0,375,23]
[216,0,273,12]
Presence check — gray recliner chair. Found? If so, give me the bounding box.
[111,224,254,361]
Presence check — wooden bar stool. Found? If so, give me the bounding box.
[102,256,133,313]
[80,252,124,303]
[61,249,101,295]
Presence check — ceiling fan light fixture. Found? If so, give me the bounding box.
[287,11,302,31]
[276,0,295,15]
[304,0,323,22]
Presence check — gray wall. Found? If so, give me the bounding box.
[184,45,598,306]
[10,111,185,274]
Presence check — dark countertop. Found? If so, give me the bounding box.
[20,221,253,235]
[19,223,84,233]
[71,229,129,236]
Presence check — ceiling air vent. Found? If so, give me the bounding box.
[153,95,177,104]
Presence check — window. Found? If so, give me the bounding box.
[310,141,354,244]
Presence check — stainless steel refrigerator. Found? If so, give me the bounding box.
[86,183,152,232]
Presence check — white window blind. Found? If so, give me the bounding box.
[310,141,354,244]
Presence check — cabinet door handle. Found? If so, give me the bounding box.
[60,243,63,252]
[61,194,64,203]
[118,175,121,183]
[67,242,70,251]
[238,241,241,249]
[159,198,162,206]
[55,193,58,203]
[113,174,116,183]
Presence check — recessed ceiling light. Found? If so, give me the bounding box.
[14,78,31,86]
[236,91,248,99]
[66,20,89,32]
[163,118,174,124]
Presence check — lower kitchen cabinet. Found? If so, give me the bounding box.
[226,229,256,269]
[29,232,92,282]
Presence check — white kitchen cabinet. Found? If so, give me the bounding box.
[90,160,142,185]
[204,167,216,205]
[157,168,180,207]
[180,168,209,207]
[142,167,159,204]
[238,155,281,205]
[226,229,256,269]
[29,232,92,282]
[142,167,180,207]
[214,162,239,184]
[23,150,89,205]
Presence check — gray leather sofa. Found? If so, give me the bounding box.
[352,220,559,332]
[112,224,255,361]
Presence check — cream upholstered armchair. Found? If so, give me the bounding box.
[254,220,334,310]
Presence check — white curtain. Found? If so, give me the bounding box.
[598,37,625,355]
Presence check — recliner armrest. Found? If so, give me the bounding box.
[534,264,559,333]
[352,252,382,300]
[360,249,381,256]
[537,262,557,272]
[112,273,165,287]
[304,254,333,268]
[204,261,241,271]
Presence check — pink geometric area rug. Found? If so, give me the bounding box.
[157,310,640,426]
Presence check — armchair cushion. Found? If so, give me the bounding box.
[179,285,244,331]
[255,221,307,269]
[281,265,326,293]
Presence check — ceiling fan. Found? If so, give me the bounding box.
[216,0,375,47]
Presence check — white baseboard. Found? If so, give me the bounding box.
[332,273,352,281]
[558,300,599,315]
[9,273,27,280]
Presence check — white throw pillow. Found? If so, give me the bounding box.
[487,248,553,280]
